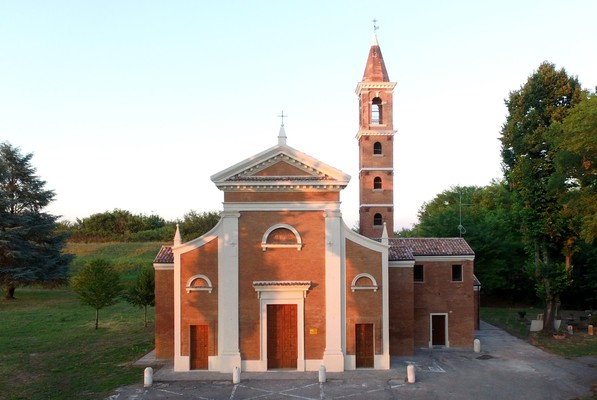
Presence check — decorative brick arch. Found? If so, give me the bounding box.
[185,274,213,293]
[261,223,303,251]
[351,272,379,292]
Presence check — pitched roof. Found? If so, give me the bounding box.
[388,238,475,261]
[210,142,350,192]
[154,246,173,263]
[362,34,390,82]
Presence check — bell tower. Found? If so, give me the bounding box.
[356,33,396,237]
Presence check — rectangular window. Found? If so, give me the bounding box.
[413,265,424,282]
[452,265,463,282]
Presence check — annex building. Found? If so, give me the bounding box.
[153,34,479,373]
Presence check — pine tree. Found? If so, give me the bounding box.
[0,142,72,299]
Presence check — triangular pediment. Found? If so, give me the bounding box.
[211,143,350,192]
[253,160,312,177]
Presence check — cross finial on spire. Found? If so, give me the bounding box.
[277,111,288,127]
[372,18,379,33]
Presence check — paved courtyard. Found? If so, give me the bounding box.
[107,322,597,399]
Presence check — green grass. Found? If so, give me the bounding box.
[481,307,597,358]
[0,242,163,400]
[67,242,164,281]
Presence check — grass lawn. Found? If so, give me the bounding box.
[0,242,163,400]
[67,242,164,282]
[481,307,597,358]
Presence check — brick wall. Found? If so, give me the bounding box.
[224,191,339,203]
[237,210,327,360]
[413,260,475,348]
[154,268,174,359]
[345,240,384,355]
[180,240,219,357]
[388,266,414,355]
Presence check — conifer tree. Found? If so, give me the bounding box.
[0,142,72,299]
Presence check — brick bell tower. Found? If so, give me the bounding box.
[356,33,397,238]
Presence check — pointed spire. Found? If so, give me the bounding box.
[371,33,379,46]
[173,223,181,246]
[277,110,288,145]
[381,222,389,245]
[362,29,390,82]
[278,124,287,145]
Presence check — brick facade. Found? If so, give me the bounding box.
[152,33,478,373]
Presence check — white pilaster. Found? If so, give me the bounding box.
[322,208,345,371]
[218,211,242,372]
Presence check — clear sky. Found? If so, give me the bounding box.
[1,1,596,231]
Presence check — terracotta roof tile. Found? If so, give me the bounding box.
[154,246,173,263]
[388,238,474,261]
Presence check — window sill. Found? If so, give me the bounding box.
[261,244,303,251]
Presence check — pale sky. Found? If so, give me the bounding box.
[1,1,596,231]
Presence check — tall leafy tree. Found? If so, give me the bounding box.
[125,265,155,327]
[71,258,122,329]
[500,62,582,332]
[549,93,597,243]
[0,142,72,299]
[410,183,531,301]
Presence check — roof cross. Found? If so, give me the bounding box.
[277,111,288,127]
[372,18,379,33]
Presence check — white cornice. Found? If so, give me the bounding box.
[153,263,174,270]
[356,130,397,140]
[355,82,397,94]
[414,255,476,262]
[389,260,415,268]
[360,167,393,172]
[223,201,341,212]
[360,204,394,208]
[215,182,348,192]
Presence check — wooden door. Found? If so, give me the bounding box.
[355,323,374,368]
[267,304,297,369]
[431,315,446,346]
[190,325,208,370]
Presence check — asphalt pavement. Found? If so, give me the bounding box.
[107,322,597,399]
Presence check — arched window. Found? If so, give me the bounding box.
[371,97,382,124]
[261,223,303,251]
[351,273,379,292]
[373,141,382,155]
[373,213,383,226]
[185,274,214,293]
[373,177,382,190]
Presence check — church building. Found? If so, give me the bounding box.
[153,34,478,373]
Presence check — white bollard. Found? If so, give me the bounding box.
[407,364,416,384]
[318,364,326,383]
[474,338,481,353]
[233,366,241,384]
[143,367,153,387]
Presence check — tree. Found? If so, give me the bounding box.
[179,210,220,240]
[0,142,72,299]
[125,265,155,327]
[410,183,532,302]
[549,93,597,244]
[71,259,122,329]
[500,62,582,332]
